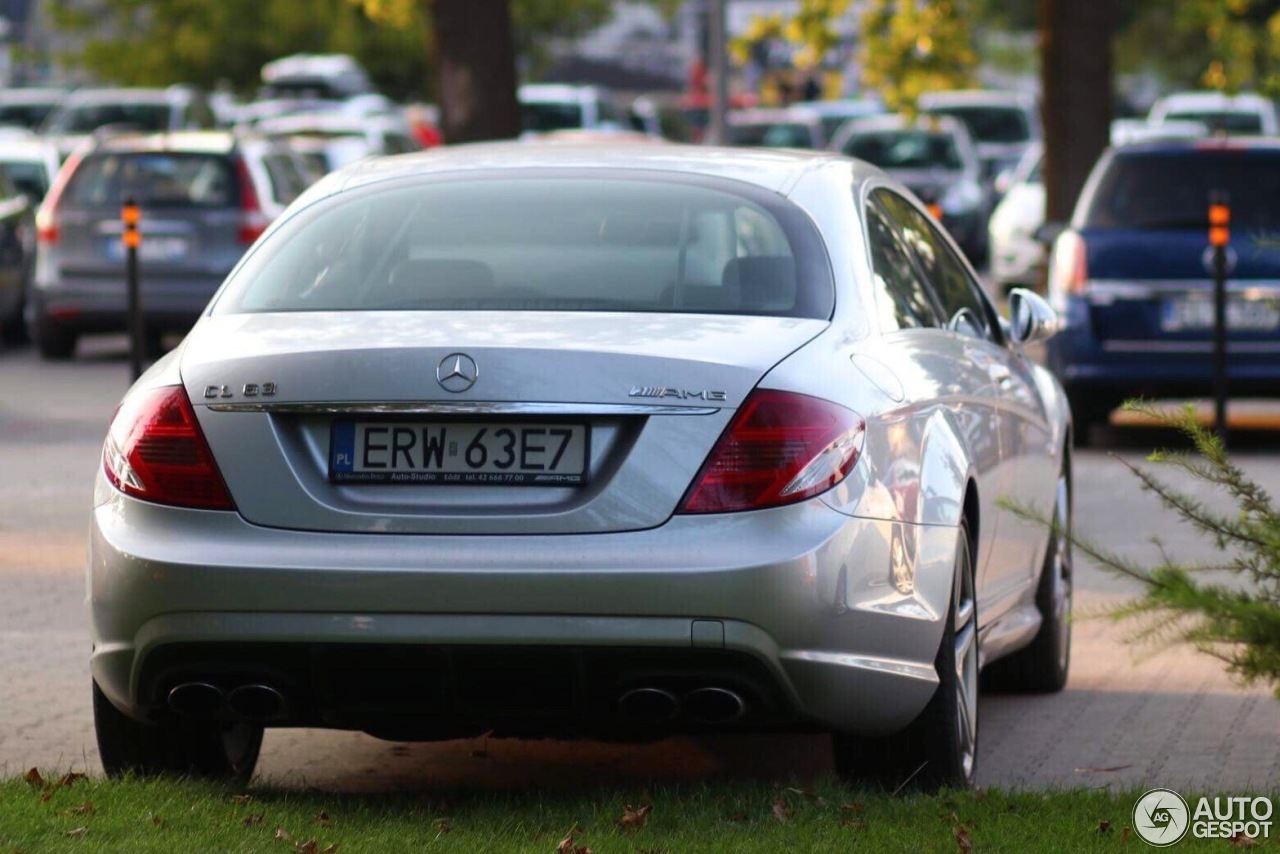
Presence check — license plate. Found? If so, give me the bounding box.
[329,421,589,485]
[1161,297,1280,332]
[104,236,189,262]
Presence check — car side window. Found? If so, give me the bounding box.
[865,198,941,330]
[874,189,996,341]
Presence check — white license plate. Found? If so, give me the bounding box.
[329,421,589,485]
[104,236,190,262]
[1160,298,1280,332]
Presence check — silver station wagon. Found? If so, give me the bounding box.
[89,144,1073,791]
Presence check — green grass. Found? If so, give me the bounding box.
[0,773,1273,852]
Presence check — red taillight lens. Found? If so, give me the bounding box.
[235,157,269,245]
[679,389,865,514]
[103,386,236,511]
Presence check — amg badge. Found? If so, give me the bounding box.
[629,386,727,401]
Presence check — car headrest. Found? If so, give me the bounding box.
[721,255,796,311]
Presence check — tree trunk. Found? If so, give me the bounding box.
[1039,0,1114,224]
[430,0,521,143]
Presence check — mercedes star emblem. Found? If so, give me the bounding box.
[436,353,479,393]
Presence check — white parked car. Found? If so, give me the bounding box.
[518,84,629,136]
[254,113,421,173]
[1148,90,1278,135]
[988,143,1044,292]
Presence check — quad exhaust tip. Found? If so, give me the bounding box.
[683,687,746,723]
[617,687,680,723]
[167,682,224,718]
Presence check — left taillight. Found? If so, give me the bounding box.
[103,385,236,511]
[678,389,865,514]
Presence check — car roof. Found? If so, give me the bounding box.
[90,130,239,155]
[727,107,821,124]
[330,141,856,196]
[0,137,59,160]
[61,87,195,106]
[518,83,608,103]
[1111,136,1280,154]
[0,87,67,104]
[1152,90,1273,111]
[835,113,968,136]
[919,89,1037,109]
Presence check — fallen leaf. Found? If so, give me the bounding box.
[231,794,254,806]
[66,800,94,816]
[1120,826,1130,843]
[618,803,653,830]
[243,814,265,827]
[64,827,88,839]
[315,811,331,828]
[1229,832,1261,848]
[294,840,319,854]
[973,787,988,803]
[842,802,867,814]
[1097,820,1112,833]
[1073,764,1133,773]
[274,826,291,841]
[39,790,53,803]
[556,835,592,854]
[151,815,164,828]
[24,768,44,786]
[940,810,960,825]
[434,820,452,838]
[770,798,792,822]
[953,824,972,853]
[57,772,86,788]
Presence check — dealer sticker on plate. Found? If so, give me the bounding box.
[329,421,588,485]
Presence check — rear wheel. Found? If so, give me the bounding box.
[833,521,978,791]
[93,680,263,782]
[983,462,1072,692]
[34,317,76,360]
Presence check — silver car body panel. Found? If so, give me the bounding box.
[89,144,1070,738]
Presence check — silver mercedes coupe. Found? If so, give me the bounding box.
[89,144,1073,791]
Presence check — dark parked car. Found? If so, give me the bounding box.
[1046,138,1280,442]
[0,164,36,345]
[30,131,312,359]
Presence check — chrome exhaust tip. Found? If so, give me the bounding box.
[684,687,745,723]
[617,687,680,723]
[225,683,286,721]
[167,682,224,718]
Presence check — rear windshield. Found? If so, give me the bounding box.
[0,103,55,130]
[728,122,816,149]
[926,106,1030,144]
[842,130,963,170]
[0,161,50,199]
[48,102,171,134]
[63,152,238,208]
[521,102,583,133]
[1164,110,1264,135]
[1083,149,1280,230]
[214,174,834,319]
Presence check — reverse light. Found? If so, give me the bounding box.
[103,385,236,510]
[679,389,865,514]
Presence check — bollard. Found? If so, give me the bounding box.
[1209,192,1229,446]
[122,197,142,382]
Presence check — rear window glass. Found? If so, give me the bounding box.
[63,153,237,208]
[214,174,834,319]
[0,161,50,199]
[728,122,816,149]
[521,102,583,133]
[0,103,56,129]
[50,102,171,134]
[842,130,963,170]
[1084,149,1280,230]
[1165,110,1263,135]
[926,106,1029,144]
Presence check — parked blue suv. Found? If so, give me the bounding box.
[1046,139,1280,443]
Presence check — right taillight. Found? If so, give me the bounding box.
[1047,230,1088,308]
[679,389,865,514]
[235,157,269,245]
[103,385,236,511]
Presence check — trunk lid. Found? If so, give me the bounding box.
[181,311,829,534]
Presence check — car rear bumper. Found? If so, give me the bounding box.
[32,272,223,333]
[88,486,958,739]
[1048,296,1280,399]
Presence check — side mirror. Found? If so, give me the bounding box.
[1008,288,1060,345]
[1033,220,1066,246]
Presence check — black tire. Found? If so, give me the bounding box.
[34,317,77,360]
[0,303,27,346]
[1067,392,1114,448]
[93,680,263,782]
[982,460,1072,693]
[833,521,979,791]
